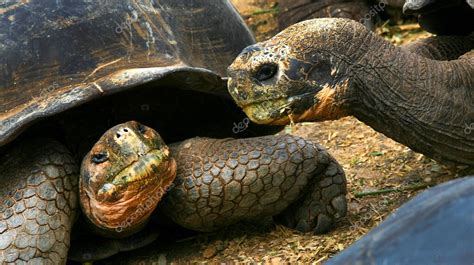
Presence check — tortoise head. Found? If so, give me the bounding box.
[227,18,353,125]
[79,121,176,237]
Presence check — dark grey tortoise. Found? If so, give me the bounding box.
[326,176,474,265]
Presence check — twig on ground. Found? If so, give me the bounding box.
[354,183,429,197]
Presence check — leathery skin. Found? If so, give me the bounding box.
[161,134,347,233]
[0,139,78,265]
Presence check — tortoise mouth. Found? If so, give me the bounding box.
[242,99,292,125]
[240,93,317,125]
[96,148,172,201]
[81,147,177,236]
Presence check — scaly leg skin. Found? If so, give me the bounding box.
[0,139,78,265]
[160,134,347,233]
[275,147,347,233]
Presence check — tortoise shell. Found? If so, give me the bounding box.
[0,0,255,146]
[326,176,474,264]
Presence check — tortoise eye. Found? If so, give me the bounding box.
[91,152,108,164]
[254,63,278,82]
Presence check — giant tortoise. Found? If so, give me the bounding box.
[227,18,474,167]
[0,1,347,263]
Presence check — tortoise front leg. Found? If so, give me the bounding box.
[160,134,347,233]
[0,139,78,264]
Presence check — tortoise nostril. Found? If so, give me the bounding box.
[123,128,129,132]
[116,133,121,138]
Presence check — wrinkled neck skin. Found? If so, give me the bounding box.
[325,27,474,166]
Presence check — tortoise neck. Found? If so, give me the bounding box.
[339,31,474,165]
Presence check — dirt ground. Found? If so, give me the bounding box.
[99,1,467,264]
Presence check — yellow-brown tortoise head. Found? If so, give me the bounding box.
[79,121,176,237]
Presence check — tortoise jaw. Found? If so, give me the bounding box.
[96,148,173,202]
[242,99,292,125]
[240,92,318,125]
[237,80,351,124]
[83,149,177,236]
